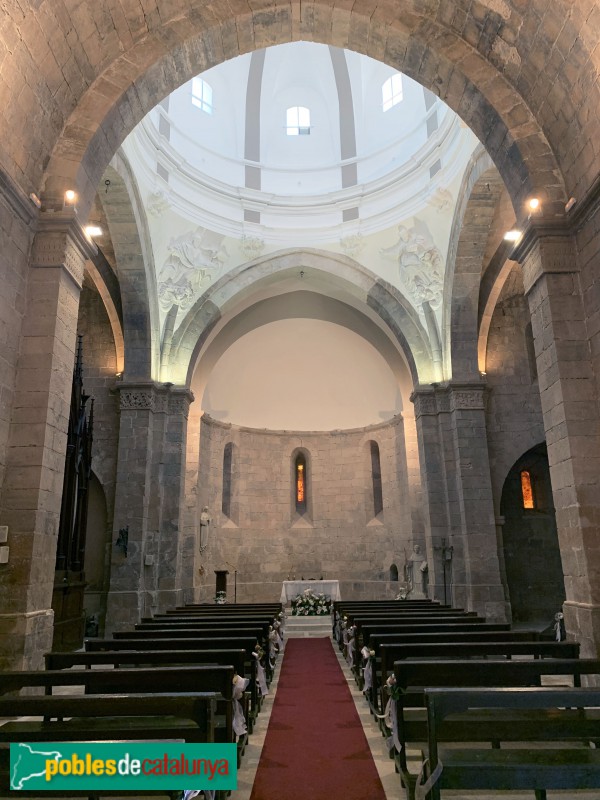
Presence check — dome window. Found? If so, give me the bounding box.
[286,106,311,136]
[382,74,403,111]
[191,77,213,114]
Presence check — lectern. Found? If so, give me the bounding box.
[214,569,229,598]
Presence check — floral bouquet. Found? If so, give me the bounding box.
[214,590,227,604]
[291,587,331,616]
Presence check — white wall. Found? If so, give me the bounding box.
[201,318,402,430]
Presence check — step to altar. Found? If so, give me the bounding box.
[284,614,333,638]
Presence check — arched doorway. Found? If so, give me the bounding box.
[500,443,565,626]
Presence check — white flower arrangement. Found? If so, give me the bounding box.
[291,588,331,616]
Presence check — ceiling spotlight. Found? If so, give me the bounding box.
[565,197,577,212]
[85,225,103,238]
[64,189,77,204]
[528,197,540,211]
[29,192,41,209]
[504,230,521,242]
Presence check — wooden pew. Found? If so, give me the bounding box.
[83,636,262,730]
[337,612,482,648]
[45,649,250,738]
[372,640,581,715]
[421,687,600,800]
[0,692,217,743]
[389,658,600,798]
[0,665,235,743]
[0,692,219,799]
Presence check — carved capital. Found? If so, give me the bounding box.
[169,390,193,419]
[119,388,155,411]
[449,385,485,412]
[32,212,97,288]
[117,382,194,416]
[410,388,437,417]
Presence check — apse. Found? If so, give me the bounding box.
[201,317,402,431]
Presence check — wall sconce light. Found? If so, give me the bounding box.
[64,189,77,206]
[504,230,521,242]
[115,526,129,557]
[85,225,103,239]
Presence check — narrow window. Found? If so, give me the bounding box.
[382,74,403,111]
[521,470,535,509]
[286,106,310,136]
[390,564,399,582]
[192,77,213,114]
[222,443,233,518]
[370,441,383,517]
[295,453,307,514]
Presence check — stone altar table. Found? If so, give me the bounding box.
[281,579,341,604]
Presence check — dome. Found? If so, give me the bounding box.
[124,42,474,241]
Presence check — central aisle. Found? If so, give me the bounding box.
[249,638,387,800]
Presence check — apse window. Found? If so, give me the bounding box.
[520,470,535,509]
[286,106,311,136]
[295,453,307,514]
[382,74,403,111]
[191,77,213,114]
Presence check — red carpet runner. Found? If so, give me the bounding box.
[249,638,387,800]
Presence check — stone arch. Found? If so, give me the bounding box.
[443,147,505,379]
[99,155,160,380]
[169,249,432,387]
[84,260,125,375]
[16,2,595,219]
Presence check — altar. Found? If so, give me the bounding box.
[280,579,341,604]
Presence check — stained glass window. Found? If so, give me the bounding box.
[295,454,307,514]
[521,470,535,509]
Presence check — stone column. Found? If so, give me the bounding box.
[0,212,93,669]
[105,382,192,633]
[411,382,509,621]
[514,224,600,657]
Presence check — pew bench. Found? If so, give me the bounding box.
[0,665,235,750]
[0,693,219,800]
[388,658,600,799]
[0,692,217,743]
[83,638,261,732]
[366,633,547,712]
[419,687,600,800]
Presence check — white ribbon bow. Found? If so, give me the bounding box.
[360,646,373,693]
[232,675,250,737]
[376,694,402,753]
[253,651,269,696]
[415,758,444,800]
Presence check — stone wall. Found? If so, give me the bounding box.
[193,414,415,601]
[484,263,546,509]
[0,181,35,501]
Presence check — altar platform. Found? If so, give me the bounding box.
[280,579,341,604]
